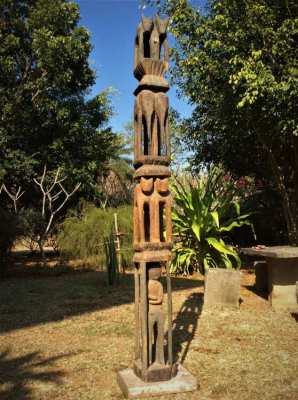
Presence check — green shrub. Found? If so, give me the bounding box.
[0,208,20,274]
[57,205,133,268]
[172,166,255,275]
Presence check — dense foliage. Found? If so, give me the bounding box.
[0,0,116,199]
[171,166,254,275]
[149,0,298,244]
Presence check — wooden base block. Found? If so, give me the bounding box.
[133,359,177,382]
[117,365,197,399]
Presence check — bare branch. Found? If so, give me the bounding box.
[44,182,81,235]
[1,184,25,213]
[32,166,81,256]
[51,190,63,202]
[47,168,62,194]
[53,182,81,216]
[46,192,53,213]
[33,165,47,216]
[33,165,46,187]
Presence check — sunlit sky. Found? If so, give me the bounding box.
[74,0,206,133]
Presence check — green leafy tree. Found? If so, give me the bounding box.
[0,0,115,198]
[169,108,191,170]
[148,0,298,244]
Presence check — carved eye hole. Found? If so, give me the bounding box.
[159,202,165,242]
[143,203,150,242]
[143,32,150,58]
[142,116,149,155]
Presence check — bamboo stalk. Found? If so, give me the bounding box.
[114,213,123,274]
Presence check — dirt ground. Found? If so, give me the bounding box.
[0,258,297,400]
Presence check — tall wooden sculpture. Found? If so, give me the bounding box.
[117,16,197,397]
[132,15,176,383]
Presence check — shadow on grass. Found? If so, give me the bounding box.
[0,257,203,334]
[0,348,75,400]
[172,292,204,363]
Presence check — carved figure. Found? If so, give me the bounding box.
[134,90,154,157]
[148,266,165,365]
[149,19,160,61]
[134,91,169,159]
[154,92,168,156]
[133,177,172,248]
[150,16,169,62]
[134,16,153,68]
[134,16,169,69]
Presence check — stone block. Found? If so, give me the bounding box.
[117,365,197,398]
[268,258,298,310]
[204,269,241,309]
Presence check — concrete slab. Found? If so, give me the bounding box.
[241,247,298,310]
[117,365,197,398]
[269,258,298,310]
[204,269,241,309]
[241,246,298,259]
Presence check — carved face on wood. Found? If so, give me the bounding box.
[148,265,162,280]
[141,16,153,32]
[155,16,169,35]
[155,178,169,195]
[140,177,154,195]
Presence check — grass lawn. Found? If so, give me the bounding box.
[0,258,297,400]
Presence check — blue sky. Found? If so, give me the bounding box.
[74,0,206,133]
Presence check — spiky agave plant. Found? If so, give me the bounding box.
[171,166,255,275]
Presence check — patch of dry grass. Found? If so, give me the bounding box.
[0,267,297,400]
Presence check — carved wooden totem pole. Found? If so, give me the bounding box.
[132,15,177,383]
[117,16,197,397]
